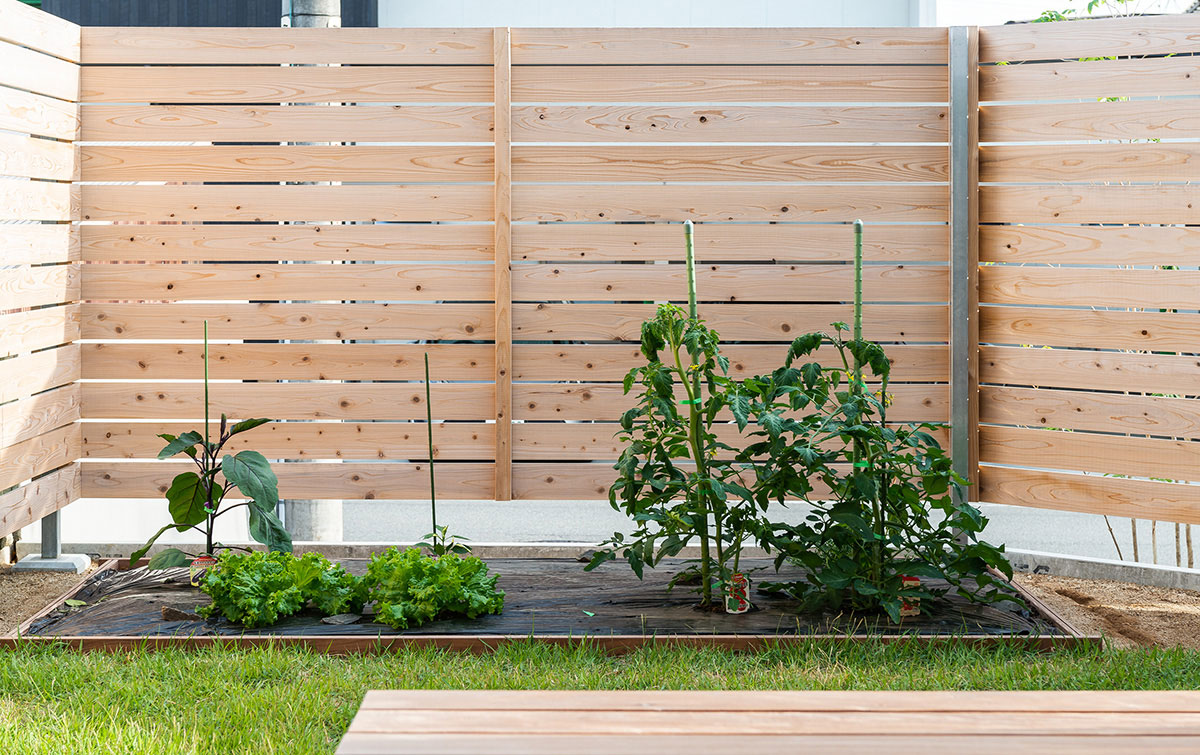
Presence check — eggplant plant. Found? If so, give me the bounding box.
[131,322,291,569]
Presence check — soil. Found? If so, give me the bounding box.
[1015,573,1200,649]
[0,561,95,637]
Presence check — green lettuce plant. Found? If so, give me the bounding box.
[132,321,291,569]
[362,546,504,629]
[198,550,364,628]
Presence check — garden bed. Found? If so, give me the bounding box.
[8,557,1088,651]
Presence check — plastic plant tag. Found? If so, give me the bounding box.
[724,572,751,614]
[900,575,921,618]
[190,555,217,587]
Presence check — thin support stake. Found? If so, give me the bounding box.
[426,353,437,537]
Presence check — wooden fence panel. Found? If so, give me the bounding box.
[978,15,1200,526]
[507,26,951,500]
[0,0,81,539]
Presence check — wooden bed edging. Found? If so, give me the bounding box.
[5,559,1100,652]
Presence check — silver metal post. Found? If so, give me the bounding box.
[41,510,61,560]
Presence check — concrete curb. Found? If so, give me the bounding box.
[1008,548,1200,591]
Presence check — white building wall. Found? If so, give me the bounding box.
[379,0,926,28]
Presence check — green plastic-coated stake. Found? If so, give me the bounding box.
[684,220,697,319]
[852,220,864,390]
[425,352,437,539]
[203,320,209,450]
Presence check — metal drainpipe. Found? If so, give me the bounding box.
[279,0,345,543]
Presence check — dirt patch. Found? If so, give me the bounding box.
[1016,573,1200,649]
[0,562,94,637]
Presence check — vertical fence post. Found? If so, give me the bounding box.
[493,27,513,500]
[949,26,980,502]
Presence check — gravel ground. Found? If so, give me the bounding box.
[1016,573,1200,649]
[0,562,94,637]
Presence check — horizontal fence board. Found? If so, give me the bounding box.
[981,56,1200,102]
[511,462,836,500]
[0,0,80,62]
[511,145,947,183]
[980,100,1200,143]
[0,463,80,541]
[80,185,491,223]
[514,382,946,422]
[513,423,949,461]
[514,303,948,342]
[980,426,1200,485]
[982,142,1200,183]
[0,178,74,221]
[0,39,78,101]
[83,263,494,302]
[83,461,495,500]
[981,385,1200,440]
[512,105,949,143]
[0,224,76,266]
[81,223,492,263]
[980,266,1200,310]
[511,65,947,103]
[82,343,493,381]
[511,28,947,65]
[0,345,79,404]
[0,132,75,181]
[82,302,492,340]
[0,263,78,311]
[0,382,80,447]
[979,14,1200,63]
[0,84,77,141]
[0,304,79,357]
[81,27,492,64]
[513,185,948,223]
[82,421,494,461]
[513,223,947,263]
[80,104,494,143]
[0,421,79,490]
[981,345,1200,396]
[81,383,493,421]
[980,185,1200,224]
[979,225,1200,266]
[511,263,946,303]
[81,66,493,104]
[979,466,1200,525]
[513,343,948,382]
[981,305,1200,352]
[80,145,493,183]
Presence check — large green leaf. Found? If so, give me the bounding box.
[166,472,210,530]
[130,522,176,565]
[221,451,278,511]
[157,431,203,460]
[248,506,292,553]
[228,418,272,437]
[147,547,190,570]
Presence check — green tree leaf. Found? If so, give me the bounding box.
[222,451,279,511]
[228,418,272,437]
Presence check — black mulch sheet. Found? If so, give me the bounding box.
[25,558,1062,638]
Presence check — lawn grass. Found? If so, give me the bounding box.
[3,640,1200,754]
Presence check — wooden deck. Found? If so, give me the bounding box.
[335,690,1200,754]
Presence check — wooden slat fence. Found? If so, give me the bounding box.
[0,0,81,540]
[977,16,1200,525]
[3,0,1198,538]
